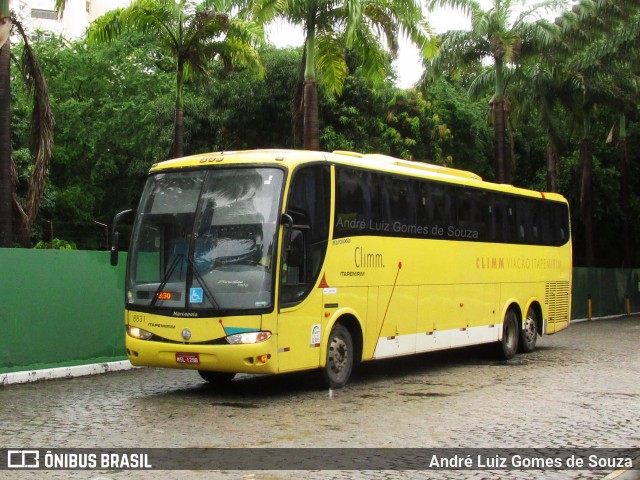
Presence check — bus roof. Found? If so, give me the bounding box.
[332,150,482,181]
[149,149,567,203]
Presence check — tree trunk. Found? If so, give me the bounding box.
[301,25,319,151]
[303,76,319,151]
[507,125,515,185]
[174,106,184,158]
[579,138,595,267]
[0,39,12,247]
[546,143,558,192]
[492,97,508,184]
[616,115,632,267]
[291,50,306,148]
[173,63,184,159]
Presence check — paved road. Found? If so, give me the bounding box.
[1,316,639,480]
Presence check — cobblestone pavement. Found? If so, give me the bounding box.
[1,316,639,480]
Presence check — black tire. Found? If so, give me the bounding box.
[497,310,519,360]
[198,370,235,384]
[519,307,538,353]
[322,324,354,389]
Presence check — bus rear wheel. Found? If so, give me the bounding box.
[322,324,354,389]
[519,307,538,353]
[497,310,519,360]
[198,370,235,384]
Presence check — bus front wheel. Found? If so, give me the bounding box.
[322,324,354,389]
[519,307,538,353]
[497,310,519,360]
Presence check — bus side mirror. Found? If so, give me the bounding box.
[110,209,134,266]
[110,231,120,266]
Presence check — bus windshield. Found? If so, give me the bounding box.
[127,167,284,312]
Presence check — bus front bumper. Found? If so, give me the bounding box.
[125,336,279,375]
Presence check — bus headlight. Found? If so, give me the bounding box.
[127,325,153,340]
[226,331,271,344]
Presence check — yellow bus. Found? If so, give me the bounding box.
[113,149,572,388]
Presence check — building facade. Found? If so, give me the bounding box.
[11,0,131,40]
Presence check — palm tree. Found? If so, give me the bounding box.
[0,1,55,247]
[510,58,567,192]
[611,113,633,267]
[552,0,640,266]
[87,0,264,159]
[425,0,565,184]
[0,0,10,246]
[252,0,434,150]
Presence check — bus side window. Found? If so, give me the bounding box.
[454,187,472,230]
[490,197,514,243]
[430,183,451,226]
[385,176,414,228]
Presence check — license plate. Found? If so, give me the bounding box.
[176,353,200,365]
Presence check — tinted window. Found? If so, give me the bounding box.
[334,165,569,246]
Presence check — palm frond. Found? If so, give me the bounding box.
[427,0,481,18]
[316,33,348,95]
[468,67,495,98]
[358,2,398,55]
[86,9,126,43]
[12,17,54,229]
[343,0,363,48]
[244,0,285,23]
[351,24,388,85]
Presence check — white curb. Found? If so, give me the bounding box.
[0,360,133,385]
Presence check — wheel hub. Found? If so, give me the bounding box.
[523,316,536,343]
[329,337,347,373]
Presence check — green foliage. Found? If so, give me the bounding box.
[252,0,433,148]
[7,0,640,267]
[316,54,494,170]
[191,47,301,151]
[319,66,392,153]
[424,79,493,177]
[87,0,265,157]
[11,33,174,248]
[383,89,446,161]
[34,238,77,250]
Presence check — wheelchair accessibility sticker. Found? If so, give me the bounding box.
[189,287,204,304]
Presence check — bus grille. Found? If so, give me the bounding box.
[545,282,570,322]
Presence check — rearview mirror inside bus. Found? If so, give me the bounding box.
[283,229,305,285]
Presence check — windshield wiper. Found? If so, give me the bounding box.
[149,250,220,310]
[150,254,183,308]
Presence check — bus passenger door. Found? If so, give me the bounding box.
[278,229,324,372]
[277,164,331,373]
